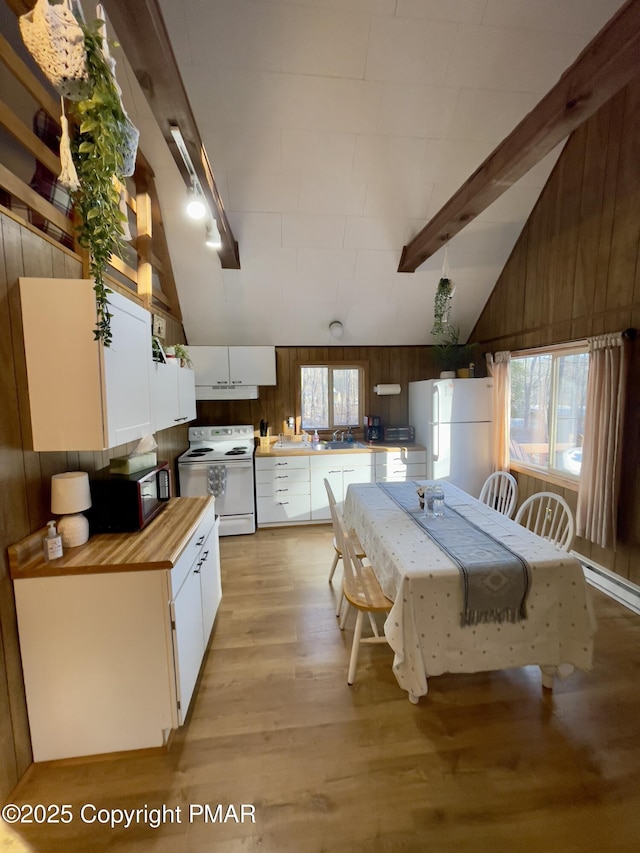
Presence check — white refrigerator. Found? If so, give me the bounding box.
[408,378,494,498]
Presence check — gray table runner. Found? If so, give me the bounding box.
[377,482,530,627]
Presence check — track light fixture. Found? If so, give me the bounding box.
[205,219,222,250]
[186,183,207,220]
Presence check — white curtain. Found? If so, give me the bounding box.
[486,351,511,472]
[576,333,630,549]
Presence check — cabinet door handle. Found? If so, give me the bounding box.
[275,462,289,466]
[201,550,209,561]
[329,469,340,474]
[275,475,290,479]
[276,488,288,492]
[344,469,354,473]
[277,501,289,505]
[196,535,205,546]
[194,562,202,574]
[231,380,242,384]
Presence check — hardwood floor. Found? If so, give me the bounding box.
[4,525,640,852]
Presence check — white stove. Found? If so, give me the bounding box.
[178,425,255,536]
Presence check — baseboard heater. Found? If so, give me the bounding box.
[573,551,640,615]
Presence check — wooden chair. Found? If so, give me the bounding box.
[515,492,575,551]
[324,478,365,618]
[479,471,518,518]
[334,511,393,685]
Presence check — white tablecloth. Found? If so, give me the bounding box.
[343,482,596,699]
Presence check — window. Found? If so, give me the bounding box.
[300,364,363,430]
[510,345,589,479]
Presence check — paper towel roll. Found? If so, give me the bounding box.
[374,384,401,395]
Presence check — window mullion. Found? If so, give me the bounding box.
[548,355,559,473]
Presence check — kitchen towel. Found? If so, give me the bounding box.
[207,465,227,498]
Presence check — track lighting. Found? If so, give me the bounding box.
[186,184,207,220]
[205,219,222,250]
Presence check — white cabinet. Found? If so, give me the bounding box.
[13,503,221,760]
[169,507,220,723]
[188,345,276,387]
[310,453,374,520]
[150,361,196,433]
[255,456,311,525]
[19,278,152,451]
[375,449,427,482]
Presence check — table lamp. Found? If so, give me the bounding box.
[51,472,92,547]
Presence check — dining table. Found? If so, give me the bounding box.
[342,481,596,703]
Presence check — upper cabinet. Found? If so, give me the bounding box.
[150,361,196,433]
[19,278,153,451]
[187,346,276,387]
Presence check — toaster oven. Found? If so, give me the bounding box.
[383,425,415,442]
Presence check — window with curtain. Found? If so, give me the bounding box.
[300,364,363,430]
[509,345,589,479]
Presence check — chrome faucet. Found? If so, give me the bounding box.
[332,430,343,442]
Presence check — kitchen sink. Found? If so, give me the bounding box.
[316,440,369,450]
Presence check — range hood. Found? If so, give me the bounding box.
[195,385,259,401]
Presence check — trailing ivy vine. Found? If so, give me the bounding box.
[69,20,128,346]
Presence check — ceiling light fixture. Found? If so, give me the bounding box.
[329,320,344,339]
[170,124,211,222]
[205,219,222,250]
[186,183,207,220]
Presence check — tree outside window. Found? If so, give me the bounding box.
[300,365,362,430]
[510,347,589,478]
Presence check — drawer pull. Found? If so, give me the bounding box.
[196,535,205,546]
[276,488,288,492]
[329,469,340,474]
[201,550,209,561]
[275,462,289,466]
[275,475,290,479]
[344,468,354,473]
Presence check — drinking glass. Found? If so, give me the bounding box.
[433,485,445,517]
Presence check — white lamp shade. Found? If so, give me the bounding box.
[51,472,92,514]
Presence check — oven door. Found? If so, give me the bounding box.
[179,458,255,517]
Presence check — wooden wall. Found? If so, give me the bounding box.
[0,208,188,800]
[471,77,640,586]
[195,346,437,436]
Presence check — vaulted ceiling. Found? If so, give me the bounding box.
[112,0,628,346]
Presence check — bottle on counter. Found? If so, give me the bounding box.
[312,430,320,445]
[43,520,63,561]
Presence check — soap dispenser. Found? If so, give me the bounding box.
[312,430,320,445]
[43,520,63,561]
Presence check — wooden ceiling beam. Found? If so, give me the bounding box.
[100,0,240,269]
[398,0,640,273]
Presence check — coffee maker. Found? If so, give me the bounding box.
[363,415,383,442]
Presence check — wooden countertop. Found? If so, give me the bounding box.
[256,442,426,458]
[8,497,214,580]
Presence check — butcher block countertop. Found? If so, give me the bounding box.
[9,497,214,580]
[256,441,426,458]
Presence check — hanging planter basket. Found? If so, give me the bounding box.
[432,276,453,340]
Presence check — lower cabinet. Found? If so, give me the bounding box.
[171,511,221,722]
[310,453,374,520]
[375,449,427,482]
[13,505,220,761]
[255,456,311,524]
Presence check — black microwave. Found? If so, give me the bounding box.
[88,462,172,533]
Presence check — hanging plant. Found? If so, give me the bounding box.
[68,19,129,346]
[432,276,453,340]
